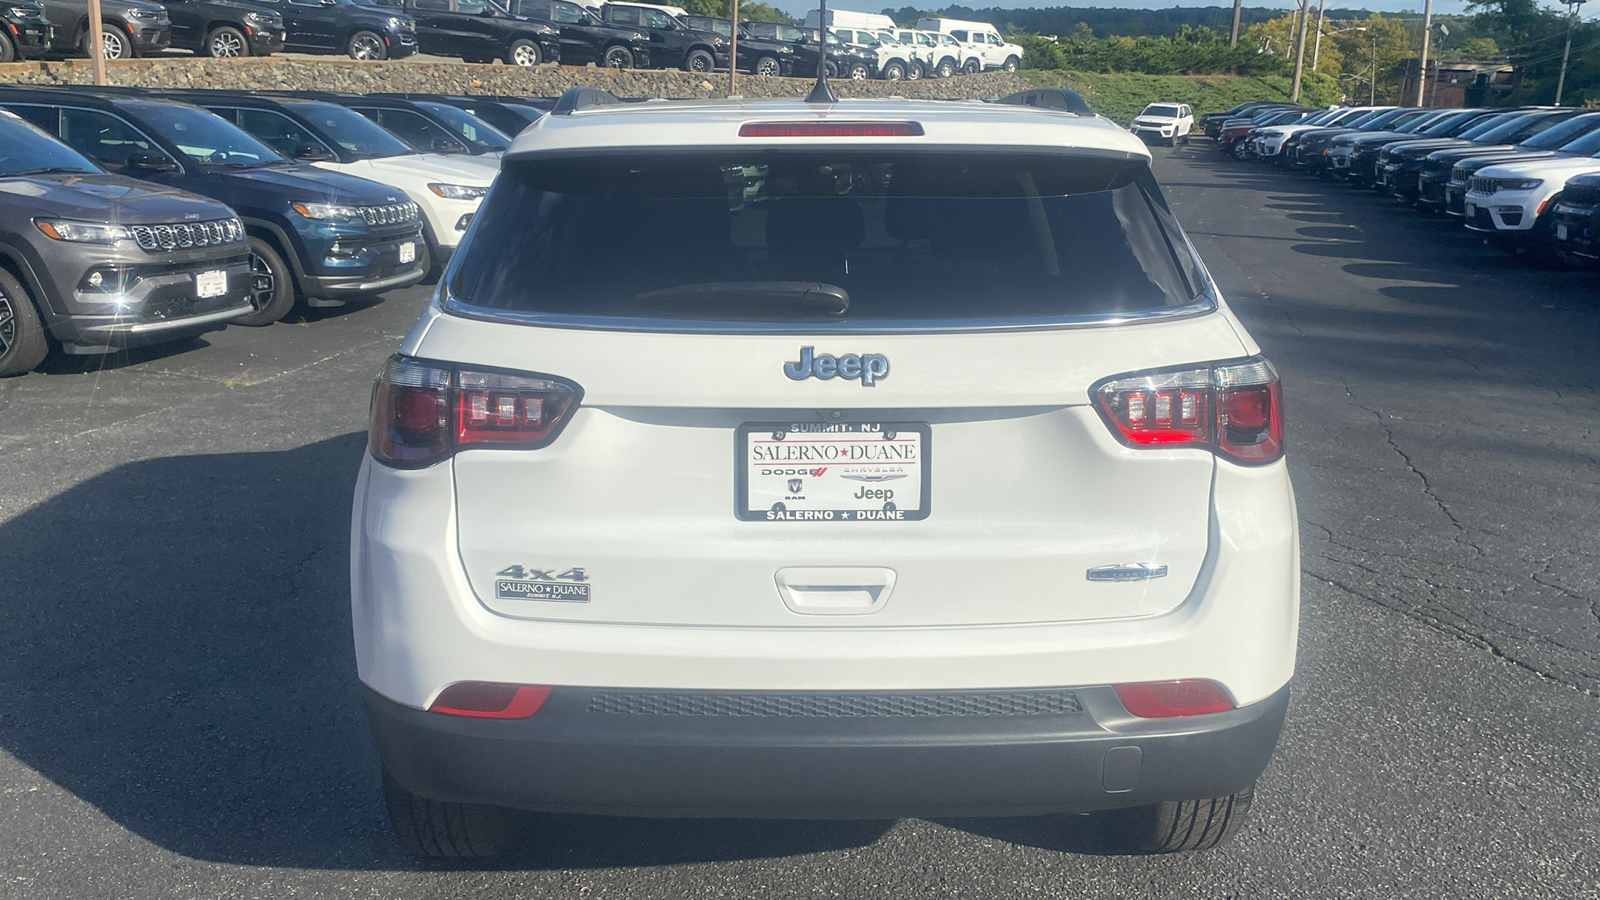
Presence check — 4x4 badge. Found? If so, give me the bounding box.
[783,347,889,387]
[494,565,591,602]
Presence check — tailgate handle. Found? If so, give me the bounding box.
[1086,563,1168,583]
[775,567,896,616]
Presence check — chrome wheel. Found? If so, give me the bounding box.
[349,32,385,60]
[849,64,867,79]
[210,31,244,57]
[0,293,15,358]
[248,252,276,313]
[99,28,130,59]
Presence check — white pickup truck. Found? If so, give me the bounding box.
[915,17,1023,73]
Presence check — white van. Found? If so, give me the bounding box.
[915,16,1023,72]
[804,8,895,31]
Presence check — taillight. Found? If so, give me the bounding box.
[1092,357,1284,465]
[1113,680,1235,718]
[369,355,581,468]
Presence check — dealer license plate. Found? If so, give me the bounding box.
[737,423,929,522]
[194,269,228,299]
[1464,201,1476,217]
[399,242,416,264]
[1557,223,1569,241]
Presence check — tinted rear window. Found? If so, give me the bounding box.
[450,151,1208,327]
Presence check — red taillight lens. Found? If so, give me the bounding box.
[1113,679,1235,718]
[1093,358,1284,465]
[369,356,581,468]
[429,682,552,719]
[738,121,924,138]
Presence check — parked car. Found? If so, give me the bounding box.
[356,87,1297,862]
[827,26,918,81]
[308,93,512,157]
[1200,101,1298,139]
[252,0,415,59]
[405,93,544,136]
[914,16,1021,72]
[599,1,722,72]
[163,0,284,56]
[0,0,53,61]
[1253,106,1379,162]
[1218,109,1310,159]
[169,90,497,272]
[741,20,868,79]
[507,0,646,68]
[1291,107,1437,176]
[1464,138,1600,266]
[1550,172,1600,266]
[1332,108,1499,186]
[891,28,958,78]
[1437,113,1600,216]
[0,87,427,325]
[40,0,170,59]
[385,0,558,65]
[1388,110,1582,205]
[1129,102,1193,147]
[0,108,251,374]
[678,15,795,76]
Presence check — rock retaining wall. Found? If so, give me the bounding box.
[0,57,1029,100]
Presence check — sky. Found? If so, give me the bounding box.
[770,0,1479,20]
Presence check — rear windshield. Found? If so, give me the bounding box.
[450,151,1208,328]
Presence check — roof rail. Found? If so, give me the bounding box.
[994,88,1094,117]
[550,87,628,116]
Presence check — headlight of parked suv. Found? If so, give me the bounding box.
[8,6,41,17]
[244,11,276,26]
[124,6,160,18]
[292,201,363,222]
[33,219,132,245]
[388,16,407,29]
[1498,178,1544,191]
[428,183,489,200]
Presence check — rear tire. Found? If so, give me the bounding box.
[205,25,249,57]
[382,769,519,861]
[0,30,16,63]
[237,236,296,327]
[1099,785,1255,854]
[602,44,633,68]
[0,268,49,378]
[822,59,838,78]
[348,30,387,60]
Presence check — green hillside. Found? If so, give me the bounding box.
[1019,70,1342,124]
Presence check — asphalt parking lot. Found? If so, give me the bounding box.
[0,146,1597,899]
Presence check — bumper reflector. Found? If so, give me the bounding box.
[429,682,552,718]
[1113,679,1235,718]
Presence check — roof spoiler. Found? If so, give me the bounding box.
[550,87,628,116]
[994,88,1094,117]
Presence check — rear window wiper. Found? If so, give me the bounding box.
[637,282,849,316]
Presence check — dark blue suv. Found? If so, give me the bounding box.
[0,87,426,325]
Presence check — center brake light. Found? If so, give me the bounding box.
[738,121,924,138]
[1092,357,1284,465]
[369,355,581,468]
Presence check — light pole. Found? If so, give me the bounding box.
[1230,0,1242,46]
[1415,0,1433,106]
[1290,0,1312,100]
[1555,0,1586,105]
[1369,32,1377,105]
[1311,0,1326,69]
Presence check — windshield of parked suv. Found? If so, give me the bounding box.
[411,101,511,151]
[453,152,1207,325]
[285,100,413,158]
[135,102,287,167]
[1556,128,1600,157]
[1416,110,1491,137]
[0,116,102,176]
[1527,114,1600,150]
[1143,105,1182,118]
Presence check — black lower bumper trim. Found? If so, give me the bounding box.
[366,683,1290,818]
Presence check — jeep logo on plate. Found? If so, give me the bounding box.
[783,347,890,387]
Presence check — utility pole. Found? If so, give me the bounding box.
[86,0,106,85]
[1555,0,1585,105]
[1370,33,1377,104]
[1311,0,1327,69]
[1291,0,1312,100]
[1230,0,1242,47]
[728,0,738,96]
[1415,0,1433,106]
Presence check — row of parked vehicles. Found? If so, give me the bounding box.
[0,83,563,374]
[0,0,1022,81]
[1205,99,1600,270]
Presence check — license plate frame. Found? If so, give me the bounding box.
[735,422,931,522]
[399,241,416,264]
[194,269,228,299]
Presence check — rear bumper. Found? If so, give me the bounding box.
[368,683,1289,817]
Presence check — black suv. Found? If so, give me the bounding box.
[505,0,645,68]
[41,0,171,59]
[372,93,542,137]
[300,93,512,156]
[599,2,723,72]
[253,0,417,59]
[742,20,867,79]
[165,0,285,56]
[0,87,426,326]
[0,109,251,374]
[1,1,52,60]
[680,14,796,76]
[383,0,557,65]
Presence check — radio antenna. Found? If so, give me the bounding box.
[804,0,838,103]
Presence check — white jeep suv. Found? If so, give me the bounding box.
[354,87,1299,861]
[1463,142,1600,262]
[1129,102,1193,146]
